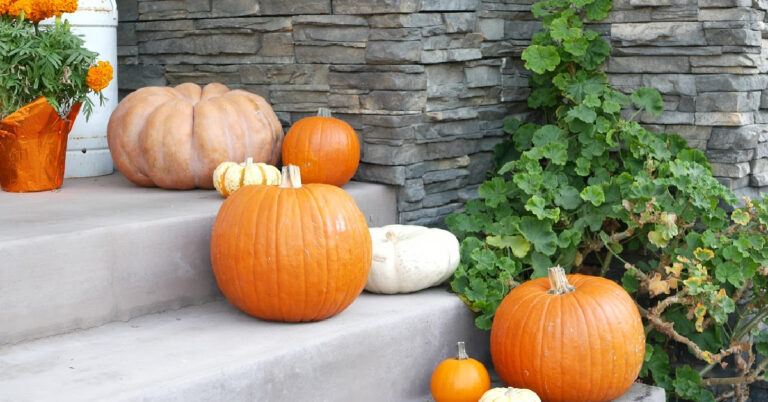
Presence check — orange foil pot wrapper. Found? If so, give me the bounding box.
[0,97,81,192]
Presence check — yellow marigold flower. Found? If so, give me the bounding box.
[86,61,113,92]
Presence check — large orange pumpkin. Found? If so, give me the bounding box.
[490,267,645,402]
[282,108,359,187]
[210,165,372,322]
[107,82,283,189]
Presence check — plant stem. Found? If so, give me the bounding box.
[701,358,768,386]
[639,304,747,366]
[733,309,768,342]
[628,109,643,122]
[699,308,768,377]
[600,251,613,277]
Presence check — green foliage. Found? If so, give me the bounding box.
[0,15,102,119]
[445,0,768,399]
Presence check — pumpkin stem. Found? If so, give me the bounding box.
[245,157,253,166]
[546,266,575,295]
[456,341,469,360]
[279,165,302,189]
[385,230,397,242]
[317,107,332,118]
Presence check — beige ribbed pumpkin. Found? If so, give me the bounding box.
[107,82,283,190]
[213,157,281,197]
[479,387,541,402]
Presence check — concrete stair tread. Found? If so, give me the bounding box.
[0,173,388,243]
[1,174,397,345]
[0,288,487,402]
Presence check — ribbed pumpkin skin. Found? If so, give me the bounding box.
[490,274,645,402]
[430,357,491,402]
[210,183,372,322]
[282,115,359,186]
[108,82,283,189]
[212,160,281,197]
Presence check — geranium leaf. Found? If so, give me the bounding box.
[631,87,664,116]
[580,184,605,206]
[519,217,558,256]
[585,0,611,20]
[522,45,561,74]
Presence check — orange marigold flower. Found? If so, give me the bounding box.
[6,0,74,21]
[9,0,58,22]
[7,0,43,22]
[51,0,77,15]
[86,61,113,92]
[0,0,14,14]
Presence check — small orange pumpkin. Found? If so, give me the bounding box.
[490,267,645,402]
[210,165,372,322]
[282,108,359,187]
[430,341,491,402]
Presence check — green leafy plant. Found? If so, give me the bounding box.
[0,3,110,119]
[446,0,768,399]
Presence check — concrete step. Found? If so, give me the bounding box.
[0,288,488,402]
[0,174,397,345]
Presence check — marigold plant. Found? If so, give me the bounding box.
[0,0,111,119]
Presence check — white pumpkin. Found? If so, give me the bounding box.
[365,224,459,294]
[479,387,541,402]
[212,157,281,197]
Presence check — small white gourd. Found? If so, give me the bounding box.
[365,224,459,294]
[212,157,281,197]
[479,387,541,402]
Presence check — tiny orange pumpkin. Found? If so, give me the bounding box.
[430,341,491,402]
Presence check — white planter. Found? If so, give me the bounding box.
[43,0,119,178]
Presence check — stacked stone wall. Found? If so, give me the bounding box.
[117,0,768,225]
[117,0,527,226]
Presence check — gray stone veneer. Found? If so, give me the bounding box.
[117,0,767,225]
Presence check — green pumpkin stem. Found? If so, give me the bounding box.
[279,165,302,189]
[547,266,575,295]
[456,341,469,360]
[317,107,332,118]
